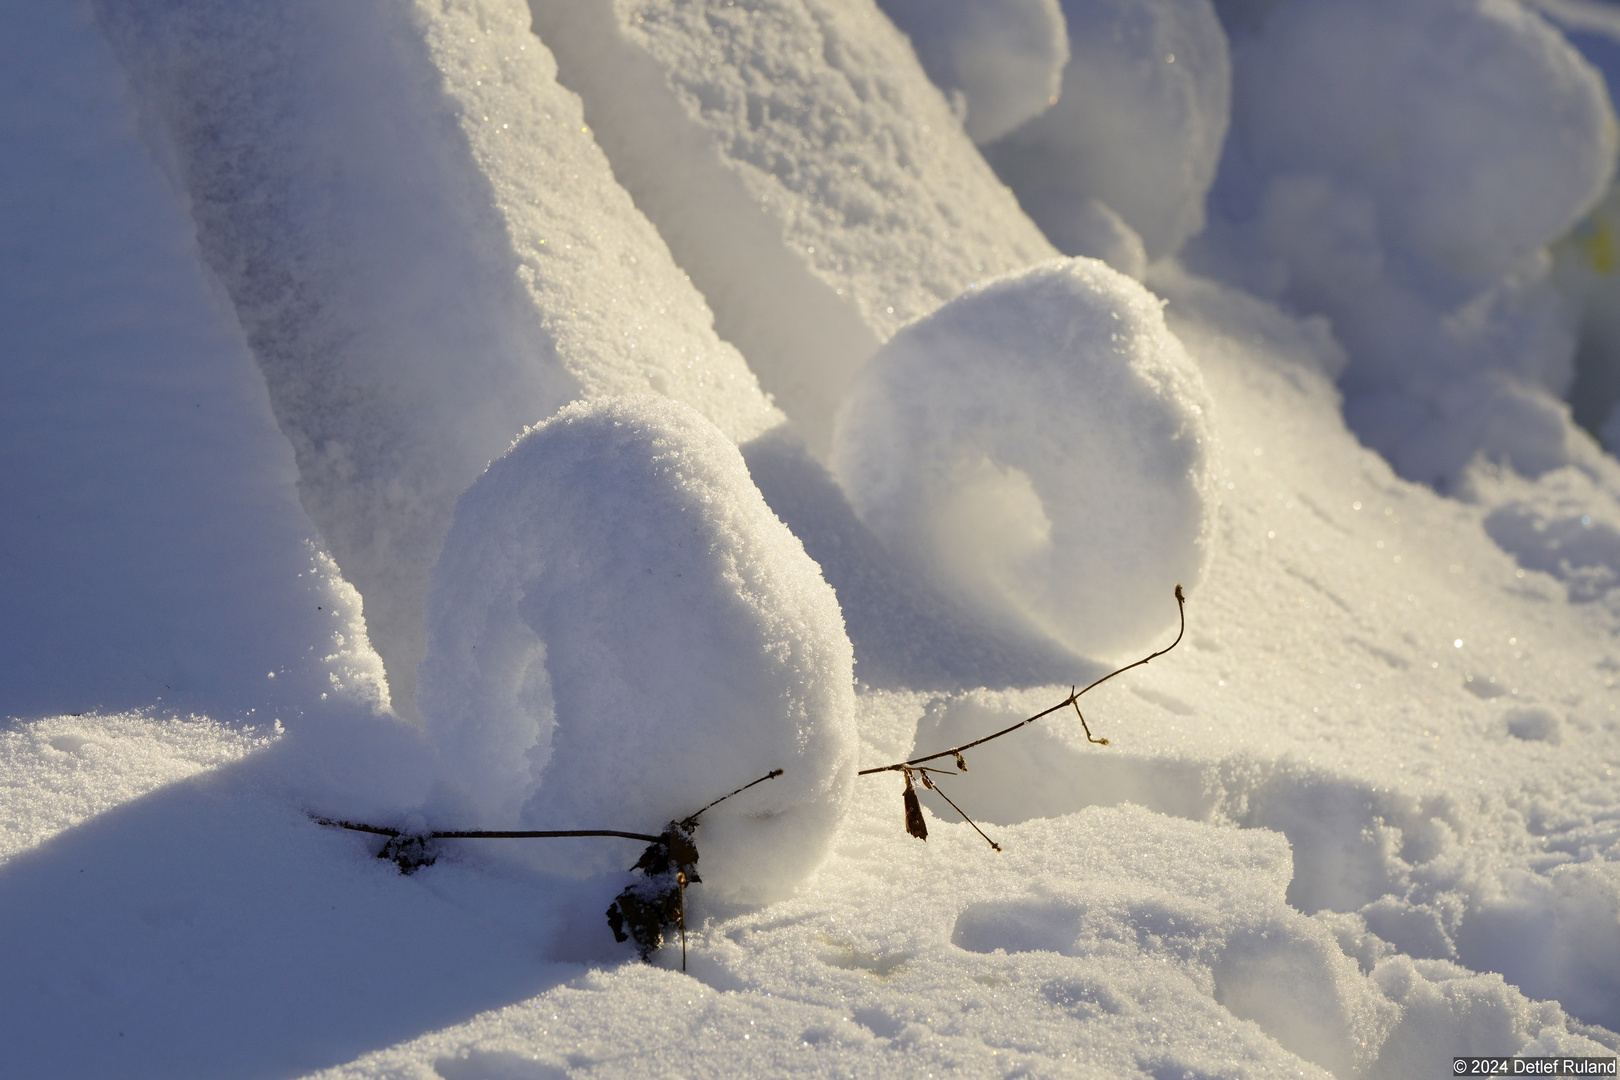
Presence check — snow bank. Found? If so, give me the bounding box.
[0,0,386,722]
[1146,263,1620,1035]
[96,0,780,719]
[985,0,1232,262]
[874,0,1068,144]
[420,397,856,903]
[12,0,1620,1074]
[832,260,1216,658]
[1198,0,1616,489]
[1224,0,1613,283]
[531,0,1056,454]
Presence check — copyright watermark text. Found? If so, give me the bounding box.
[1454,1060,1617,1076]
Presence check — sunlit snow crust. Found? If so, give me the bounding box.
[4,0,1620,1077]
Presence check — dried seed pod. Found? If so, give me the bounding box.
[902,771,928,841]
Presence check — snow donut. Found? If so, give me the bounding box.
[420,396,855,903]
[831,258,1216,659]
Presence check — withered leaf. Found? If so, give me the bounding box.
[377,834,437,874]
[609,819,699,962]
[903,777,928,841]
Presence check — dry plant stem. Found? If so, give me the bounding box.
[309,768,786,844]
[683,768,785,825]
[858,584,1186,777]
[312,769,786,973]
[912,767,1002,852]
[677,871,688,969]
[310,819,662,843]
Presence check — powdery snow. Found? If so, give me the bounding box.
[5,0,1620,1077]
[0,712,278,863]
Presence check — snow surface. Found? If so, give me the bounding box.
[6,0,1620,1077]
[0,0,388,723]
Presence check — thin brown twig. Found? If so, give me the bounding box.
[309,766,788,845]
[309,818,663,843]
[683,768,784,825]
[858,584,1186,777]
[312,770,786,973]
[910,767,1001,852]
[677,871,688,969]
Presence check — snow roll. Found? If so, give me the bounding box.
[420,396,856,904]
[832,259,1216,659]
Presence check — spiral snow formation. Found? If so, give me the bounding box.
[419,396,856,903]
[832,259,1216,659]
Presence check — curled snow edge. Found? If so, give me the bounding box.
[832,257,1217,660]
[418,395,858,905]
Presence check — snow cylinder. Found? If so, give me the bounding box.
[832,259,1217,659]
[420,396,857,904]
